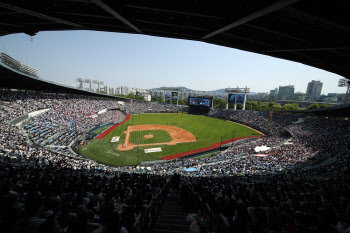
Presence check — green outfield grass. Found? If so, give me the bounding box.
[129,130,172,145]
[77,113,262,166]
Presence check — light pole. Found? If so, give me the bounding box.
[251,104,253,111]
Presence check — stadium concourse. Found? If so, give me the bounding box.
[1,90,350,233]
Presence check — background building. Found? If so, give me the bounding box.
[277,85,295,100]
[306,80,323,100]
[293,92,306,101]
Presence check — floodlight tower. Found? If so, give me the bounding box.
[338,78,350,103]
[76,78,85,89]
[85,79,91,91]
[92,80,99,92]
[99,81,104,93]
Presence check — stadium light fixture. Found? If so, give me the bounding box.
[338,78,350,103]
[76,78,85,89]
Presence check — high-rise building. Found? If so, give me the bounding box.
[270,89,277,97]
[277,85,295,100]
[121,86,130,95]
[306,80,323,100]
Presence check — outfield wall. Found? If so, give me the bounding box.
[160,135,261,160]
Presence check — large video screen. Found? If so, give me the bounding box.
[171,92,178,100]
[228,94,245,105]
[188,97,212,107]
[165,92,171,100]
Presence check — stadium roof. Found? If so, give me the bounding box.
[0,57,125,99]
[1,0,350,80]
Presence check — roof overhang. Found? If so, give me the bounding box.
[0,0,350,79]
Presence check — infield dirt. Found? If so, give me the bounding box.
[118,124,196,151]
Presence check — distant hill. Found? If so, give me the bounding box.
[148,86,195,92]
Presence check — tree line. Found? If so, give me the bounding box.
[112,93,333,111]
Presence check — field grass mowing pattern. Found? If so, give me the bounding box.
[129,130,172,145]
[78,113,262,166]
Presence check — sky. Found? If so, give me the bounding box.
[0,30,346,94]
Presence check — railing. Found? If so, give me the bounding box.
[182,177,232,233]
[131,179,170,233]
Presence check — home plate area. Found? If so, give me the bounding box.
[117,125,196,151]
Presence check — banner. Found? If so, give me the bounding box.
[171,92,178,100]
[188,97,212,107]
[228,94,245,104]
[144,147,162,153]
[98,109,107,114]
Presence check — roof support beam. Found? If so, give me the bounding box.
[134,19,207,31]
[202,0,300,39]
[221,33,275,48]
[286,7,350,31]
[291,51,347,72]
[91,0,141,33]
[262,47,350,53]
[124,4,222,19]
[0,2,84,28]
[55,11,115,19]
[245,23,305,42]
[263,46,350,60]
[0,22,21,28]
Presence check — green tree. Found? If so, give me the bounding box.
[125,93,134,99]
[308,103,320,109]
[178,99,186,105]
[213,98,226,109]
[236,104,243,110]
[282,104,300,110]
[319,103,333,108]
[273,104,282,110]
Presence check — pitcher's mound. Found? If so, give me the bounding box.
[144,134,154,138]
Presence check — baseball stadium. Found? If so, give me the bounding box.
[1,1,350,233]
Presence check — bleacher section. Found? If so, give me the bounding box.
[1,90,350,233]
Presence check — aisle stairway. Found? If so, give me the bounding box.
[152,193,190,233]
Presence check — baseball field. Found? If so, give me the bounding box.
[77,113,262,166]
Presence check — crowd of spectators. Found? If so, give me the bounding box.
[1,90,349,178]
[0,91,58,120]
[0,111,95,170]
[1,90,350,233]
[135,117,350,177]
[0,164,167,233]
[209,109,298,134]
[124,101,187,114]
[0,91,127,165]
[137,135,291,175]
[184,171,350,233]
